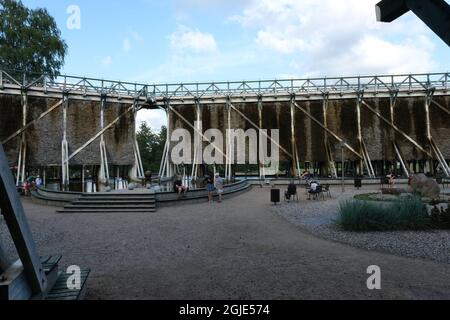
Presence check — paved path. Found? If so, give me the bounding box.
[2,187,449,299]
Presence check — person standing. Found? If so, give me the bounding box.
[205,174,214,203]
[214,173,224,203]
[23,179,30,197]
[35,175,43,187]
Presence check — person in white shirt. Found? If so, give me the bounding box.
[308,181,319,200]
[35,175,43,187]
[214,173,224,203]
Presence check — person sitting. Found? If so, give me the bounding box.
[173,177,188,199]
[308,181,320,200]
[285,181,297,201]
[386,172,396,188]
[301,170,311,180]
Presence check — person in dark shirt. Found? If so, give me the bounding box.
[174,176,187,199]
[285,181,297,201]
[205,174,214,203]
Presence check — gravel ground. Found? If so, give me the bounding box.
[272,186,450,265]
[1,188,449,299]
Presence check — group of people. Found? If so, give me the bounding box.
[173,173,224,203]
[284,170,322,201]
[300,170,322,199]
[21,175,43,196]
[205,173,224,203]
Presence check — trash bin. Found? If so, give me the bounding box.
[271,189,280,204]
[354,178,362,189]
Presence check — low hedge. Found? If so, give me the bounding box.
[337,196,450,231]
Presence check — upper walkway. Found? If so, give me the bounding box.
[1,69,449,107]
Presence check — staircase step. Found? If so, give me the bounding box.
[64,204,156,209]
[58,208,156,213]
[79,196,156,201]
[81,194,154,198]
[73,199,156,204]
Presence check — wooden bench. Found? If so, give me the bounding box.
[45,267,90,300]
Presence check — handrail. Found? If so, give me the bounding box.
[1,69,449,101]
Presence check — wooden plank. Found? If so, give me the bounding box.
[0,144,47,294]
[42,255,62,268]
[40,256,51,264]
[0,260,32,300]
[47,296,79,301]
[46,268,90,301]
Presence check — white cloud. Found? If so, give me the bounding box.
[101,55,113,66]
[168,25,218,53]
[230,0,437,76]
[129,30,144,42]
[123,38,131,52]
[137,109,167,131]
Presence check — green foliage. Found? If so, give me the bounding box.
[0,0,67,78]
[337,196,432,231]
[136,122,167,173]
[430,205,450,229]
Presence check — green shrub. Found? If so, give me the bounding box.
[430,206,450,229]
[337,196,431,231]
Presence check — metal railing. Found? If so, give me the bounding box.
[1,69,449,101]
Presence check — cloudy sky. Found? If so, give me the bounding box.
[21,0,450,130]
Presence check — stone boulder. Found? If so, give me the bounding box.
[410,173,441,199]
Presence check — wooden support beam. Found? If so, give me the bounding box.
[67,104,137,161]
[361,100,433,157]
[168,103,228,163]
[0,260,32,300]
[293,102,363,160]
[2,100,64,145]
[0,144,47,295]
[229,102,293,159]
[226,100,232,180]
[257,99,265,180]
[0,244,10,273]
[431,99,450,116]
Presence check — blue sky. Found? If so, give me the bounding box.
[20,0,450,129]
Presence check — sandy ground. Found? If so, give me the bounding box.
[1,187,449,300]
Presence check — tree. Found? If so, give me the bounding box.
[0,0,67,79]
[136,122,167,173]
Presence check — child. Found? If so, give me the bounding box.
[214,173,224,203]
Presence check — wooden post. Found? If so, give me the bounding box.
[0,144,47,294]
[82,165,85,193]
[0,244,10,273]
[258,98,265,181]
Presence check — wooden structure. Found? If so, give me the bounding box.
[0,143,89,300]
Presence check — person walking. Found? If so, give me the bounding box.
[214,173,224,203]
